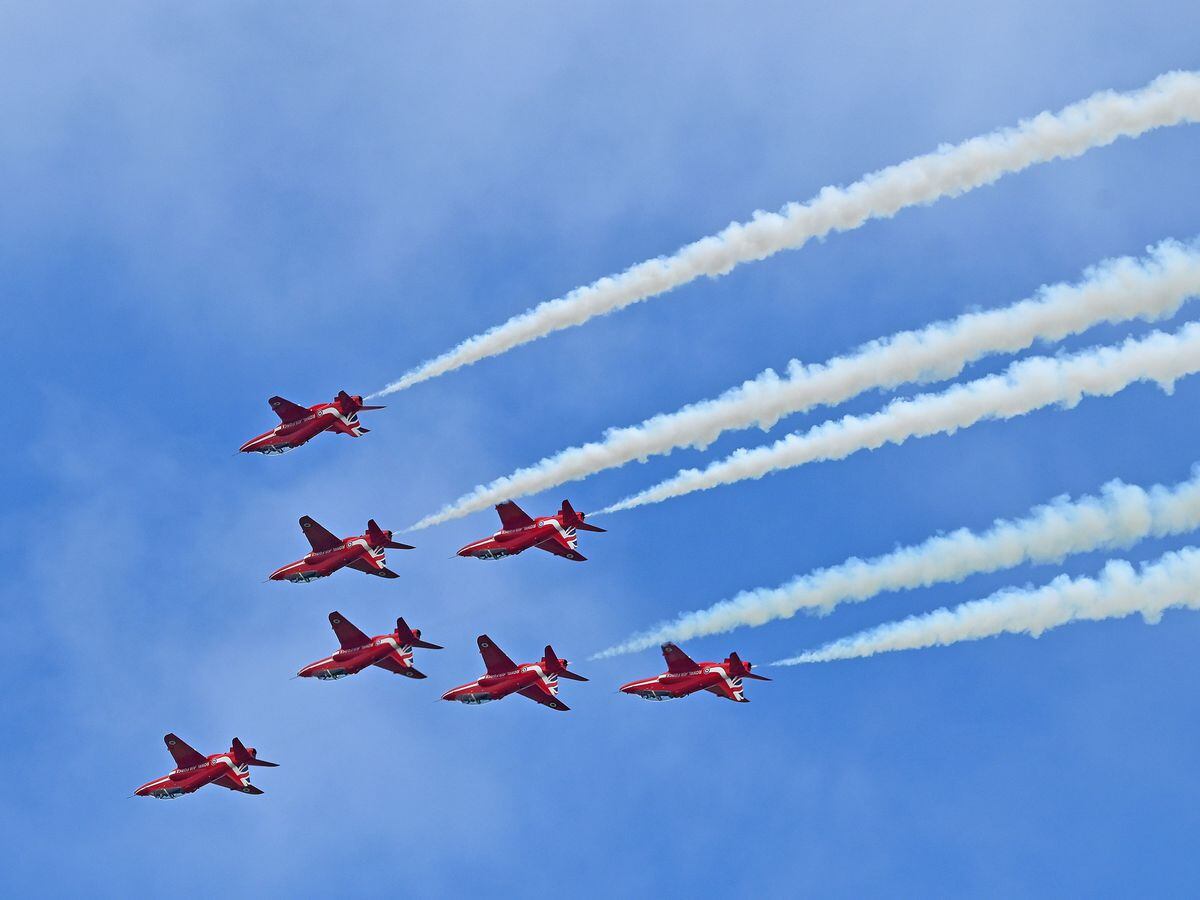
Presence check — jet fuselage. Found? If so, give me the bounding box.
[299,636,415,680]
[135,754,252,799]
[240,392,381,455]
[457,516,580,560]
[620,664,746,701]
[442,663,556,704]
[240,402,367,454]
[269,538,384,582]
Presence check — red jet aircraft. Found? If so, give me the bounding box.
[442,635,587,711]
[298,611,442,681]
[240,390,384,455]
[269,517,414,583]
[620,643,771,703]
[457,499,605,562]
[135,734,278,799]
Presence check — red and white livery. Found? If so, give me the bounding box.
[269,516,414,583]
[442,635,588,711]
[457,499,605,562]
[620,643,771,703]
[298,611,442,681]
[134,734,278,799]
[240,390,384,455]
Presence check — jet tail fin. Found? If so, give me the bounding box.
[543,645,588,682]
[335,390,385,413]
[231,737,279,767]
[560,499,606,533]
[367,519,415,550]
[727,652,771,681]
[396,617,443,650]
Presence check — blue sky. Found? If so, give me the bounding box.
[3,2,1199,896]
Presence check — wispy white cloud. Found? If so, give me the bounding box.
[411,239,1200,530]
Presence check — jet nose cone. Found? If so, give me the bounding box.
[239,433,268,453]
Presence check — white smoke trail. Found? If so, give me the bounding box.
[778,545,1200,665]
[411,239,1200,530]
[601,323,1200,514]
[374,70,1200,398]
[593,468,1200,657]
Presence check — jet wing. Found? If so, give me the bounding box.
[495,500,536,530]
[517,682,570,711]
[327,611,370,650]
[476,635,517,675]
[269,396,310,424]
[347,558,400,578]
[661,642,700,674]
[372,656,426,678]
[164,733,207,769]
[534,533,586,562]
[299,516,342,553]
[327,418,362,437]
[706,679,748,702]
[213,774,263,793]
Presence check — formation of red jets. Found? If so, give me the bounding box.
[137,392,770,799]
